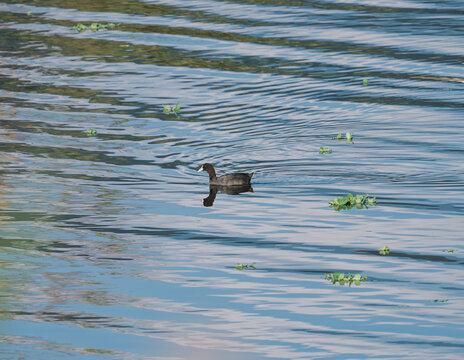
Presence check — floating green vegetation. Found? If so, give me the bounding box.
[236,262,256,270]
[447,249,455,253]
[72,23,120,33]
[86,129,97,136]
[333,132,353,144]
[379,246,390,255]
[162,101,181,118]
[329,193,377,211]
[319,147,332,154]
[26,10,33,16]
[325,273,368,286]
[363,79,368,86]
[433,299,449,303]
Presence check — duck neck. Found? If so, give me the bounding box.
[207,168,217,181]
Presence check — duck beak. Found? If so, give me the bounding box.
[197,165,204,172]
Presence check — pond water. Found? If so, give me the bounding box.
[0,0,463,359]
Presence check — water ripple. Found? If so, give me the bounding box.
[1,0,464,359]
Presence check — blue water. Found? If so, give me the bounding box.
[0,0,463,359]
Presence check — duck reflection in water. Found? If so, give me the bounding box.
[203,184,253,207]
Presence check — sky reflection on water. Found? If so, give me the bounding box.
[0,0,464,358]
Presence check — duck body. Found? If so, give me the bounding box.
[211,173,254,186]
[198,163,254,186]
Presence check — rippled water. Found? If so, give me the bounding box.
[0,0,463,359]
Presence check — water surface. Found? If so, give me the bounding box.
[0,0,463,359]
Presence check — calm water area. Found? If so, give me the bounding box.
[0,0,463,359]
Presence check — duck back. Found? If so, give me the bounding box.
[211,172,254,186]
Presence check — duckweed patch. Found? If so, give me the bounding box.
[333,132,353,144]
[236,262,256,270]
[363,79,368,86]
[319,147,332,154]
[433,299,449,303]
[325,273,368,286]
[86,129,97,136]
[379,246,390,255]
[163,101,181,118]
[73,23,120,33]
[329,193,377,211]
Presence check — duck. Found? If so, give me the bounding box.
[198,163,254,186]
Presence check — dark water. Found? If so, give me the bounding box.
[0,0,463,359]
